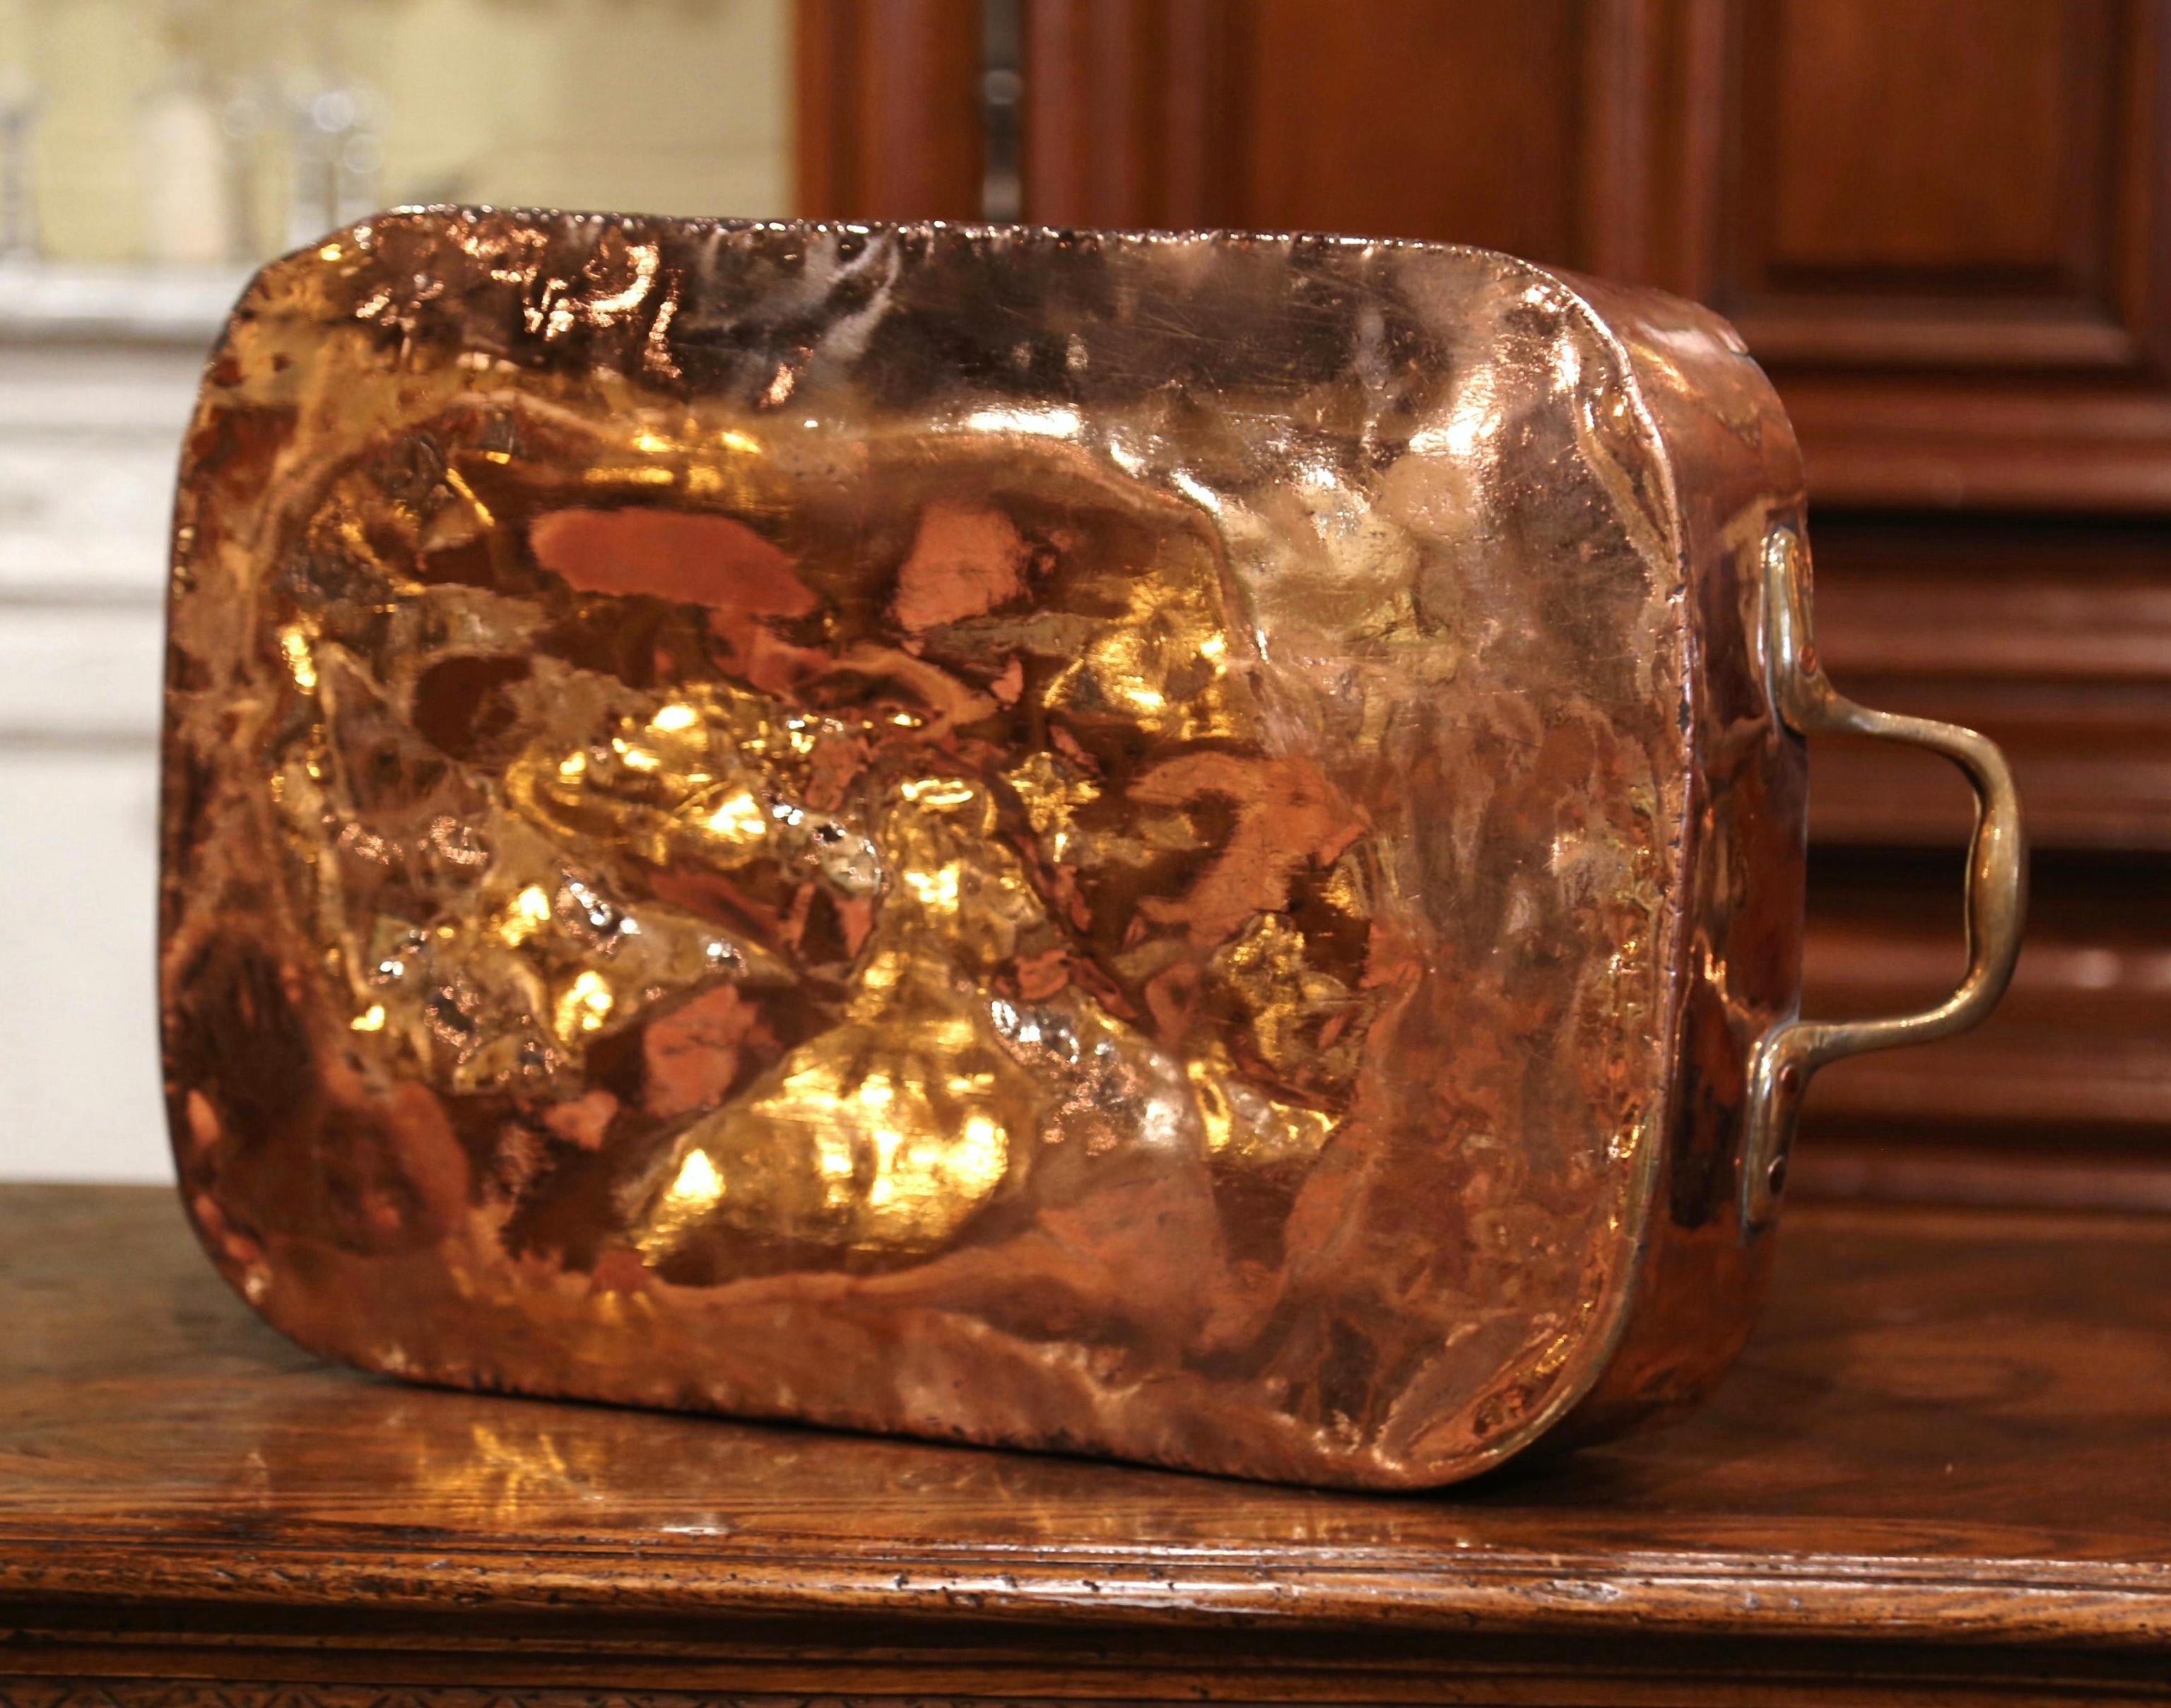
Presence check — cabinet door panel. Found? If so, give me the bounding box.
[1223,1,1590,261]
[1696,0,2171,501]
[1757,0,2101,284]
[1011,0,1653,273]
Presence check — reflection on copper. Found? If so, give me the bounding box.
[162,212,1811,1488]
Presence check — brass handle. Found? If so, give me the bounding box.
[1740,529,2028,1230]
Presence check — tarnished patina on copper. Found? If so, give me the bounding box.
[163,211,1912,1488]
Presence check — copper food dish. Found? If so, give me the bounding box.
[160,209,2023,1490]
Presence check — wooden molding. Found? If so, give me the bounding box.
[1801,847,2171,1152]
[1806,514,2171,850]
[1792,1141,2171,1211]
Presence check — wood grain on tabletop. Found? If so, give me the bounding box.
[1,1183,2167,1642]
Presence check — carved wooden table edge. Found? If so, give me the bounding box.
[2,1527,2170,1646]
[3,1184,2169,1703]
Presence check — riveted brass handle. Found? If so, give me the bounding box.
[1741,529,2028,1230]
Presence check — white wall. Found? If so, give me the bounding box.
[0,748,168,1179]
[0,337,192,1182]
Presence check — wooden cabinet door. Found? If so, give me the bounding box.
[797,0,2171,1203]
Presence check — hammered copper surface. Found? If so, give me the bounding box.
[162,211,1808,1488]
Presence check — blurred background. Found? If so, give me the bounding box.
[0,0,791,1179]
[3,0,2165,1211]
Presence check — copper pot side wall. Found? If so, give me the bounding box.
[159,211,1804,1487]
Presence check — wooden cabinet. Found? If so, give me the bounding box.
[797,0,2171,1201]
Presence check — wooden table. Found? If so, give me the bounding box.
[3,1184,2167,1704]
